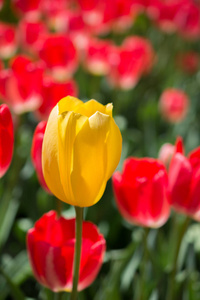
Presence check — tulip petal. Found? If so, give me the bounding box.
[58,96,83,114]
[57,110,89,204]
[75,99,113,118]
[42,106,66,201]
[71,112,110,206]
[78,239,105,291]
[169,153,192,210]
[105,118,122,180]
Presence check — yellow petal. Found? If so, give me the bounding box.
[75,99,112,118]
[57,110,88,205]
[105,103,113,117]
[42,106,66,201]
[58,96,83,115]
[105,118,122,180]
[71,112,111,207]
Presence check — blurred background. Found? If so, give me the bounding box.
[1,0,200,299]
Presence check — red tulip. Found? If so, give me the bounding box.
[39,35,78,80]
[27,210,106,291]
[0,22,18,59]
[19,18,47,54]
[35,75,78,120]
[110,0,142,32]
[176,51,199,74]
[0,104,14,178]
[83,38,113,76]
[146,0,183,33]
[159,88,189,123]
[169,138,200,221]
[175,3,200,40]
[158,143,175,168]
[112,157,170,227]
[66,11,92,56]
[107,36,155,90]
[41,0,70,19]
[76,0,111,34]
[12,0,42,19]
[0,55,44,114]
[31,121,50,193]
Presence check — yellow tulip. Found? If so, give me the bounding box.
[42,96,122,207]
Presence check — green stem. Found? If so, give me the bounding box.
[167,215,190,300]
[70,207,84,300]
[56,198,62,217]
[139,228,150,300]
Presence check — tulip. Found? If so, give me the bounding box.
[39,35,78,80]
[175,3,200,40]
[31,121,51,193]
[12,0,42,19]
[146,0,180,33]
[0,104,14,178]
[107,36,155,90]
[112,157,170,227]
[27,210,106,292]
[19,18,47,54]
[66,11,90,54]
[83,38,113,76]
[176,52,199,74]
[42,96,122,207]
[41,0,69,19]
[35,75,78,120]
[168,138,200,221]
[0,22,18,59]
[159,88,189,123]
[158,143,175,168]
[0,55,44,114]
[77,0,111,34]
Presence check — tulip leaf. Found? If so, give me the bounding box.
[0,265,25,300]
[0,197,20,249]
[0,251,31,299]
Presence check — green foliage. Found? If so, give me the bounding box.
[1,1,200,299]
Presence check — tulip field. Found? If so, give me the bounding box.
[1,0,200,299]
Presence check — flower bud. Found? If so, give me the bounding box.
[42,96,122,207]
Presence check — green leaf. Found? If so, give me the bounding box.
[0,251,32,299]
[0,265,25,300]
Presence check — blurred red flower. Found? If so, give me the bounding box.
[107,36,155,90]
[169,137,200,221]
[27,210,106,291]
[159,88,189,123]
[175,2,200,40]
[35,75,78,120]
[12,0,43,19]
[83,38,113,76]
[39,34,78,80]
[0,55,44,114]
[0,104,14,178]
[31,121,50,193]
[19,18,47,54]
[158,143,175,168]
[176,51,199,74]
[0,22,18,59]
[112,157,170,227]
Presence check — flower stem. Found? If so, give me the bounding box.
[56,198,62,217]
[139,227,150,300]
[70,206,84,300]
[167,215,190,300]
